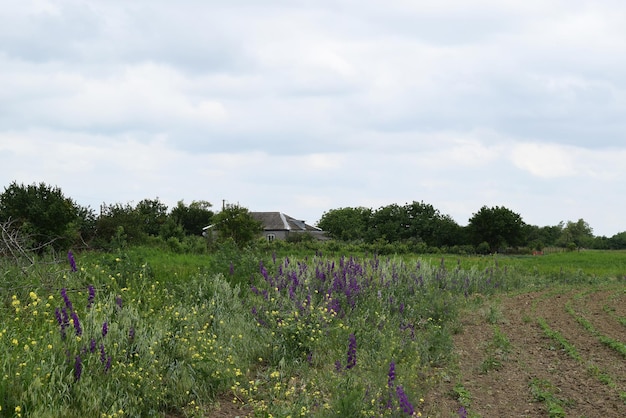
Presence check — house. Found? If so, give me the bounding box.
[250,212,326,241]
[202,211,326,241]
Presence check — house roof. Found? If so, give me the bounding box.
[250,212,322,232]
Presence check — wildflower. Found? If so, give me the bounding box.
[387,361,396,388]
[102,322,109,338]
[29,291,38,301]
[458,406,468,418]
[334,360,342,372]
[128,327,135,340]
[90,338,97,353]
[68,251,77,272]
[115,295,123,309]
[71,312,82,336]
[100,343,107,364]
[74,355,82,381]
[87,285,95,309]
[61,288,73,312]
[346,333,357,370]
[396,386,414,415]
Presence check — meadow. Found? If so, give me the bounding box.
[1,244,625,417]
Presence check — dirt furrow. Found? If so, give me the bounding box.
[426,288,626,417]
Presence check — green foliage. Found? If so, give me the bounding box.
[210,204,262,248]
[317,206,372,241]
[558,219,594,250]
[0,181,87,251]
[468,206,525,252]
[169,200,214,236]
[134,198,168,236]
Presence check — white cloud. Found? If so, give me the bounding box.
[1,1,626,236]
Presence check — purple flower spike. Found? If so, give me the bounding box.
[61,288,73,312]
[396,385,414,415]
[458,406,468,418]
[74,355,83,381]
[68,251,77,272]
[115,295,123,309]
[102,321,109,338]
[71,311,82,336]
[128,327,135,340]
[346,333,357,370]
[388,361,396,388]
[87,285,95,309]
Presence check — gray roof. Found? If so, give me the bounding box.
[251,212,322,232]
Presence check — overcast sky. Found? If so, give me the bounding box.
[1,0,625,236]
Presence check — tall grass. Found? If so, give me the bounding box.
[1,247,623,416]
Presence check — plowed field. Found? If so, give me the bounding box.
[425,283,626,417]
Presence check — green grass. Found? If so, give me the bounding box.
[1,247,624,416]
[528,378,569,418]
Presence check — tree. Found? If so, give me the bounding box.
[169,200,214,236]
[467,206,525,252]
[0,181,83,251]
[317,207,371,241]
[135,198,168,236]
[559,219,594,250]
[95,203,144,247]
[608,231,626,249]
[366,204,408,243]
[211,204,262,247]
[403,201,463,247]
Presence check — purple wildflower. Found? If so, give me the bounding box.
[54,308,63,327]
[102,321,108,338]
[115,295,123,309]
[68,251,77,272]
[128,327,135,340]
[396,386,414,415]
[60,288,73,312]
[87,285,95,309]
[458,406,468,418]
[74,355,83,381]
[71,311,82,336]
[334,360,342,373]
[387,361,396,388]
[104,356,112,373]
[90,338,97,353]
[346,333,357,370]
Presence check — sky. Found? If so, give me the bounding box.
[1,0,626,237]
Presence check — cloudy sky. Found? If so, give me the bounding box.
[1,0,625,236]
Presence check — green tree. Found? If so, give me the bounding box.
[0,181,84,251]
[607,231,626,249]
[558,219,594,250]
[317,207,371,241]
[366,204,409,243]
[211,204,262,247]
[467,206,525,252]
[169,200,214,236]
[135,198,168,236]
[403,201,464,247]
[95,203,145,247]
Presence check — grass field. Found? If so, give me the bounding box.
[1,246,625,417]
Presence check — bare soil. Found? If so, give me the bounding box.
[423,284,626,417]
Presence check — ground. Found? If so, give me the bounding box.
[205,283,626,417]
[423,283,626,417]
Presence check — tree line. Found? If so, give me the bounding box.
[0,181,264,254]
[1,181,626,255]
[317,202,626,253]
